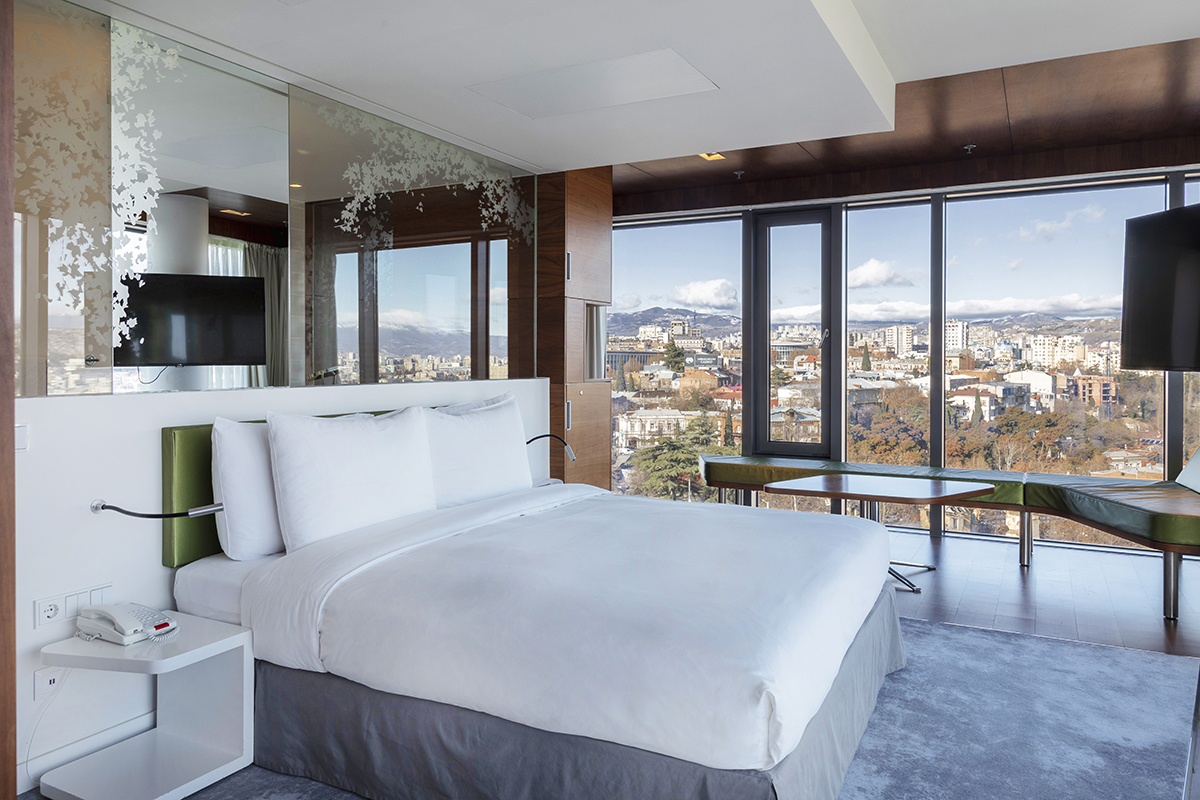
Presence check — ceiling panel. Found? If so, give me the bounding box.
[95,0,895,173]
[852,0,1200,83]
[1004,39,1200,152]
[615,38,1200,198]
[800,69,1012,173]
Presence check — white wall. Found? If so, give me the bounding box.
[13,378,550,791]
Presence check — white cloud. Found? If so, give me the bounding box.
[947,255,961,268]
[780,292,1120,324]
[771,303,822,324]
[1007,259,1024,271]
[377,308,432,329]
[611,293,641,311]
[671,279,739,311]
[847,258,912,289]
[947,293,1121,319]
[1015,204,1104,242]
[489,286,507,305]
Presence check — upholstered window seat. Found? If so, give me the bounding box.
[700,455,1200,619]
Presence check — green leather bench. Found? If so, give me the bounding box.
[700,454,1200,619]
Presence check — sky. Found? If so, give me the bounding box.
[610,182,1176,325]
[19,180,1194,331]
[335,239,508,336]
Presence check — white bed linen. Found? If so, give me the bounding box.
[174,552,282,624]
[241,484,890,771]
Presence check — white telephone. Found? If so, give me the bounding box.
[77,603,178,645]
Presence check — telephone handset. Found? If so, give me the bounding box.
[77,603,178,645]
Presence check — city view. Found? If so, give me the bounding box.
[608,184,1179,548]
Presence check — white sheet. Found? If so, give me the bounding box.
[241,484,890,771]
[174,552,281,624]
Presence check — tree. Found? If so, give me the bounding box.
[723,408,736,447]
[972,389,983,426]
[663,340,686,372]
[860,349,871,371]
[615,367,626,391]
[770,367,791,388]
[630,417,737,503]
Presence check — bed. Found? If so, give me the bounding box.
[165,396,905,800]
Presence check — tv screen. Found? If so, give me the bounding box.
[114,274,266,367]
[1121,205,1200,371]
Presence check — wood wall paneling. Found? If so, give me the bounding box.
[507,296,536,379]
[535,172,567,298]
[550,382,612,488]
[563,167,612,304]
[1,0,16,793]
[536,297,586,385]
[613,38,1200,216]
[537,168,612,304]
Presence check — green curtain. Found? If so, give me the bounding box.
[244,243,289,387]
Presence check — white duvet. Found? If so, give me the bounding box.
[241,484,891,771]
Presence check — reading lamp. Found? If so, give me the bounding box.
[526,433,576,462]
[91,500,223,519]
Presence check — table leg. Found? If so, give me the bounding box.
[864,499,934,591]
[889,567,922,593]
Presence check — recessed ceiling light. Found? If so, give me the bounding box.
[699,152,725,161]
[295,149,310,155]
[289,183,302,188]
[219,209,251,217]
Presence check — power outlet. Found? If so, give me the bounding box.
[35,597,65,627]
[34,666,64,701]
[34,583,113,628]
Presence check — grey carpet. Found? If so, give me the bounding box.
[839,619,1198,800]
[19,618,1199,800]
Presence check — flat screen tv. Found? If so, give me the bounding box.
[113,274,266,367]
[1121,204,1200,371]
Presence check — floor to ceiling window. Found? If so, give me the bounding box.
[944,181,1167,546]
[613,171,1198,551]
[844,201,932,527]
[608,217,742,499]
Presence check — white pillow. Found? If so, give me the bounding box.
[426,395,533,507]
[211,417,284,561]
[1177,449,1200,493]
[267,408,436,552]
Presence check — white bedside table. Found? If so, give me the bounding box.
[38,612,253,800]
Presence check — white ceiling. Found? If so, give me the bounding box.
[851,0,1200,83]
[82,0,1200,174]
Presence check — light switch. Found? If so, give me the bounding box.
[90,589,103,605]
[14,424,27,452]
[102,585,114,603]
[64,594,78,618]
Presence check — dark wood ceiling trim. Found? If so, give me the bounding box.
[613,135,1200,217]
[614,37,1200,215]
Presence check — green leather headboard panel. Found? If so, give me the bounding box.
[162,410,394,568]
[162,423,224,568]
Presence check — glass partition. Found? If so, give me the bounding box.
[11,0,535,396]
[288,86,534,387]
[13,0,111,395]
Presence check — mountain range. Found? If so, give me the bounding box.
[338,325,507,359]
[606,307,742,338]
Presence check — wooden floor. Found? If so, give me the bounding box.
[888,529,1200,657]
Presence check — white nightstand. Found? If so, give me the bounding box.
[38,612,253,800]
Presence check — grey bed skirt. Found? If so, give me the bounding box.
[254,586,905,800]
